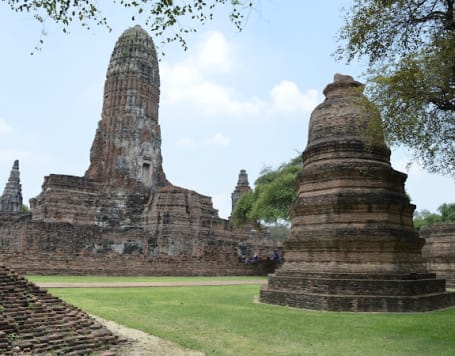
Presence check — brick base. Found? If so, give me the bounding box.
[259,272,455,312]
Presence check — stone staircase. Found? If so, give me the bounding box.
[0,264,124,354]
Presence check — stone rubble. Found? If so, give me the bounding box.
[0,264,123,355]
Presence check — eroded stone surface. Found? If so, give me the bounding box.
[259,74,455,312]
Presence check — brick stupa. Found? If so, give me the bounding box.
[259,74,455,312]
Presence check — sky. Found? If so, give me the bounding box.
[0,1,453,219]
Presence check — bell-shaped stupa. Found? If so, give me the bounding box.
[259,74,455,312]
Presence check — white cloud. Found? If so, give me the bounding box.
[196,32,232,74]
[161,58,265,117]
[207,132,230,146]
[160,32,319,119]
[270,81,320,114]
[0,118,12,136]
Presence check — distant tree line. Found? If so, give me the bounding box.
[414,203,455,229]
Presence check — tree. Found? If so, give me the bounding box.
[20,204,30,214]
[231,155,303,228]
[5,0,253,52]
[413,202,455,229]
[336,0,454,177]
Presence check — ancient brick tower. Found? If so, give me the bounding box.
[0,160,22,213]
[260,74,455,312]
[85,25,168,191]
[231,169,251,212]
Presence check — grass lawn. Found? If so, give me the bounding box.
[27,275,266,283]
[36,277,455,356]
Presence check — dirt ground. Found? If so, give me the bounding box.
[92,315,204,356]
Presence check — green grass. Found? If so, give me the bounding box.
[27,275,266,283]
[44,282,455,356]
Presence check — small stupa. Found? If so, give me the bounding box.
[259,74,455,312]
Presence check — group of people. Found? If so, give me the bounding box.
[244,250,281,265]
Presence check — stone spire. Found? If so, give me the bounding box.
[85,25,168,191]
[260,74,455,312]
[0,160,23,213]
[231,169,251,212]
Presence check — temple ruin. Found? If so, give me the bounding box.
[259,74,455,312]
[0,26,276,276]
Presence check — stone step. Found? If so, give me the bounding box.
[259,288,455,312]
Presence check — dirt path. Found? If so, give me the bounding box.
[37,279,266,288]
[92,315,205,356]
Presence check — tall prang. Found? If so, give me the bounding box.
[0,160,23,213]
[231,169,251,212]
[85,25,168,191]
[260,74,455,312]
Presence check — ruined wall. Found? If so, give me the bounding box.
[421,223,455,288]
[0,212,278,276]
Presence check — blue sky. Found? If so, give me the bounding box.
[0,1,453,218]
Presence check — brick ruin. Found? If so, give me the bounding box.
[0,264,123,354]
[421,223,455,288]
[0,25,278,276]
[259,74,455,312]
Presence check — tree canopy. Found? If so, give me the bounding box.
[5,0,253,52]
[414,202,455,229]
[336,0,454,177]
[231,155,303,228]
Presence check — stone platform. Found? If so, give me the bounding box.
[261,271,455,312]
